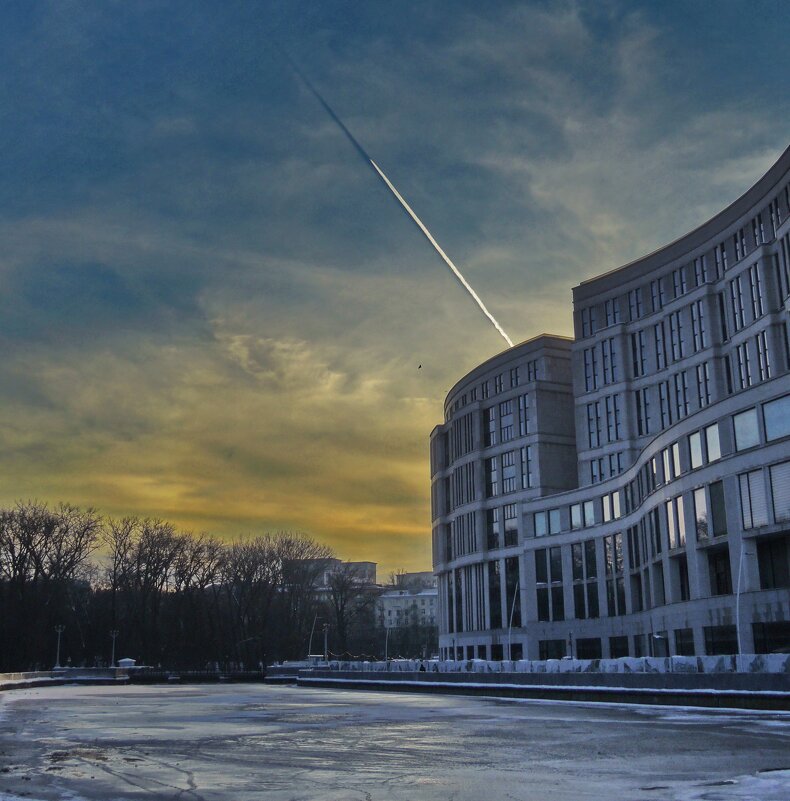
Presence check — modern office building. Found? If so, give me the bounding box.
[431,145,790,660]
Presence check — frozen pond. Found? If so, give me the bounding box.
[1,684,789,800]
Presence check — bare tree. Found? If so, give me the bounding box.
[166,533,224,666]
[0,500,360,669]
[0,502,102,670]
[0,501,100,583]
[387,568,407,587]
[221,536,281,666]
[275,533,333,659]
[327,563,378,656]
[104,517,184,664]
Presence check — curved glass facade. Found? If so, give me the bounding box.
[431,145,790,660]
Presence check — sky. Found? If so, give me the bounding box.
[1,1,788,577]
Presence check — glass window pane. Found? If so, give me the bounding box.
[672,442,681,476]
[549,546,563,581]
[666,500,676,548]
[574,584,586,619]
[750,473,768,527]
[694,487,708,540]
[734,408,759,450]
[689,431,703,469]
[770,461,790,522]
[488,561,502,628]
[537,587,549,621]
[662,449,671,482]
[757,539,790,590]
[551,586,564,621]
[739,474,753,528]
[705,424,721,462]
[535,512,547,537]
[535,549,547,584]
[764,395,790,441]
[571,503,582,529]
[676,496,686,545]
[572,543,583,581]
[740,470,768,529]
[584,540,597,577]
[587,582,599,618]
[605,537,614,575]
[710,481,727,537]
[549,509,561,534]
[583,500,595,527]
[616,577,626,614]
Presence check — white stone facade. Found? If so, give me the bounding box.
[431,145,790,660]
[377,588,438,629]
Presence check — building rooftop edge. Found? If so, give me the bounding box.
[572,142,790,298]
[443,333,573,408]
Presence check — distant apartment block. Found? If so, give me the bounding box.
[377,587,438,629]
[431,145,790,660]
[393,571,437,590]
[304,559,377,592]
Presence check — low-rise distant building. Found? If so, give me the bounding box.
[377,586,438,629]
[393,571,437,591]
[304,558,377,590]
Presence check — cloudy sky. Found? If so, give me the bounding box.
[1,1,788,575]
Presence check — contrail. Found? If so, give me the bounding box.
[280,46,514,348]
[277,44,375,164]
[368,160,514,347]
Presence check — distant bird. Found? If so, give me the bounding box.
[418,365,422,369]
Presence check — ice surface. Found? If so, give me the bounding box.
[0,684,787,800]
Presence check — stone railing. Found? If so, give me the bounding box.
[317,654,790,675]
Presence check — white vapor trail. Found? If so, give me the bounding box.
[369,159,514,348]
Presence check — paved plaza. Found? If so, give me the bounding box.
[0,684,788,800]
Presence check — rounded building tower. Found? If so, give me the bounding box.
[431,144,790,660]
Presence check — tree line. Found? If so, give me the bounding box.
[0,501,436,672]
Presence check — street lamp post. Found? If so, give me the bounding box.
[322,623,329,662]
[384,626,390,661]
[54,625,65,669]
[110,629,119,667]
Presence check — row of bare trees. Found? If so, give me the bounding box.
[0,502,410,672]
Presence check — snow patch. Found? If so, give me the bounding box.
[677,769,790,800]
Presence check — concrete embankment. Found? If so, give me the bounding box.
[285,654,790,710]
[0,668,127,691]
[296,666,790,711]
[1,669,269,690]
